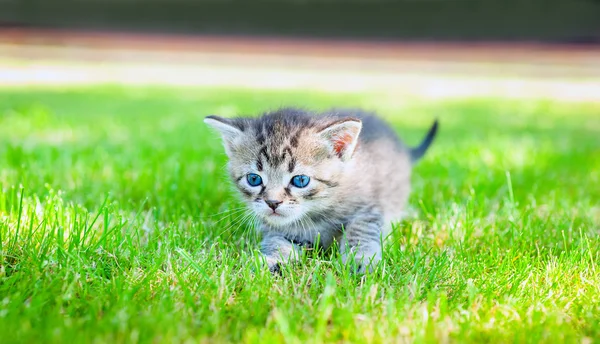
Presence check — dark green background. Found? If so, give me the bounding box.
[1,0,599,42]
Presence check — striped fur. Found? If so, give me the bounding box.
[205,107,438,273]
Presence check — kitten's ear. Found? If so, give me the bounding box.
[317,118,362,161]
[204,115,244,155]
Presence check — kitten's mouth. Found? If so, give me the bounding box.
[256,206,298,226]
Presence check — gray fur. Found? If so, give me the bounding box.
[205,107,438,273]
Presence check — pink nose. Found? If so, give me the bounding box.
[265,200,282,210]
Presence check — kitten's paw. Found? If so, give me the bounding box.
[342,250,381,274]
[263,255,283,275]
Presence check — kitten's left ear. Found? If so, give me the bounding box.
[317,118,362,161]
[204,115,245,155]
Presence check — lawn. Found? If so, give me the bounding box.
[0,86,599,343]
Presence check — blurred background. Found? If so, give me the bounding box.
[0,0,599,99]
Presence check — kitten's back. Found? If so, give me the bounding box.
[328,109,403,149]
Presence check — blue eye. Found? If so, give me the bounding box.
[246,173,263,187]
[291,175,310,188]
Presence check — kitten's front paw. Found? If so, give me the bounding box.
[342,250,381,274]
[263,255,283,275]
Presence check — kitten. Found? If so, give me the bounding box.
[205,107,438,273]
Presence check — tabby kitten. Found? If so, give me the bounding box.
[205,108,438,273]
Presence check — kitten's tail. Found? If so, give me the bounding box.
[409,119,439,163]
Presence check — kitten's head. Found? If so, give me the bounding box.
[205,109,361,228]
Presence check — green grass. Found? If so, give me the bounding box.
[0,86,599,343]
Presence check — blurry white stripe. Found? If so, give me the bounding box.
[0,45,599,101]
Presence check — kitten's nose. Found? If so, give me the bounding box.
[265,199,283,211]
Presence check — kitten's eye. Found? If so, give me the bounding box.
[291,175,310,188]
[246,173,263,187]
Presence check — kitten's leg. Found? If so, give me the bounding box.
[260,232,302,274]
[340,207,384,274]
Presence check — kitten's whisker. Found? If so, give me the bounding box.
[291,215,301,237]
[299,216,309,242]
[213,208,248,225]
[225,212,253,233]
[224,212,254,241]
[305,215,319,232]
[241,214,260,243]
[247,214,260,243]
[207,207,247,218]
[233,212,258,234]
[216,211,251,238]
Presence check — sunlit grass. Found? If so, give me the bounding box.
[0,86,599,343]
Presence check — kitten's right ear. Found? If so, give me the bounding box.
[204,115,244,155]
